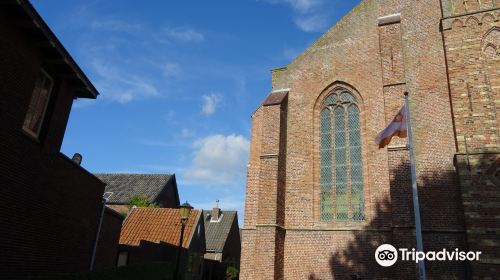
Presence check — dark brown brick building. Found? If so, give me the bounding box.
[94,207,125,271]
[240,0,499,279]
[0,0,117,279]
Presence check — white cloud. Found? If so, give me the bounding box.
[263,0,322,13]
[61,8,205,106]
[139,164,181,172]
[140,139,188,148]
[86,16,202,43]
[89,19,143,33]
[184,134,250,183]
[294,14,327,32]
[140,140,174,147]
[91,60,160,103]
[164,110,175,122]
[261,0,329,32]
[181,128,195,137]
[160,27,204,43]
[201,93,222,116]
[163,63,182,78]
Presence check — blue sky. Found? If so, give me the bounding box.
[31,0,361,225]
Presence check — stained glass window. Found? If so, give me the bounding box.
[321,108,333,221]
[319,89,365,221]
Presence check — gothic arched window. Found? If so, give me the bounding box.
[320,89,364,221]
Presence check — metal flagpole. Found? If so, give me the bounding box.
[404,92,426,280]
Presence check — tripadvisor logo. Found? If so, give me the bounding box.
[375,244,481,267]
[375,244,398,267]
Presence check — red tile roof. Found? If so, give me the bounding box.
[119,208,200,248]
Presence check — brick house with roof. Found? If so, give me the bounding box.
[202,204,241,280]
[0,0,121,279]
[240,0,499,279]
[118,207,206,280]
[95,173,180,214]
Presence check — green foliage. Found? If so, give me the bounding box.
[35,262,174,280]
[226,265,239,280]
[119,210,129,216]
[127,194,158,209]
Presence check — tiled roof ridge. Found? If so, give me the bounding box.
[203,209,238,213]
[132,206,181,209]
[95,173,176,204]
[119,207,201,248]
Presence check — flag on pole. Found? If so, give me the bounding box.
[375,105,408,149]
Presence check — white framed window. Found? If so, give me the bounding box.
[22,69,54,138]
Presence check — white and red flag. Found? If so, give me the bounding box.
[375,105,408,149]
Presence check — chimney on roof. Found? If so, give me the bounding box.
[72,153,82,165]
[211,200,221,221]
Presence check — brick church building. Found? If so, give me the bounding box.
[240,0,499,279]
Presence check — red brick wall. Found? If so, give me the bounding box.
[243,94,288,279]
[239,229,256,278]
[240,106,263,279]
[443,8,499,154]
[243,107,263,229]
[442,1,500,277]
[0,8,108,280]
[241,0,478,278]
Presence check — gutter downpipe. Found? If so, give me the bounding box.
[89,192,113,271]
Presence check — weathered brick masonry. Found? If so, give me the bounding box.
[241,0,499,279]
[441,0,500,277]
[0,1,113,279]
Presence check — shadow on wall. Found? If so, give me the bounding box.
[305,152,500,279]
[122,239,207,280]
[326,198,398,280]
